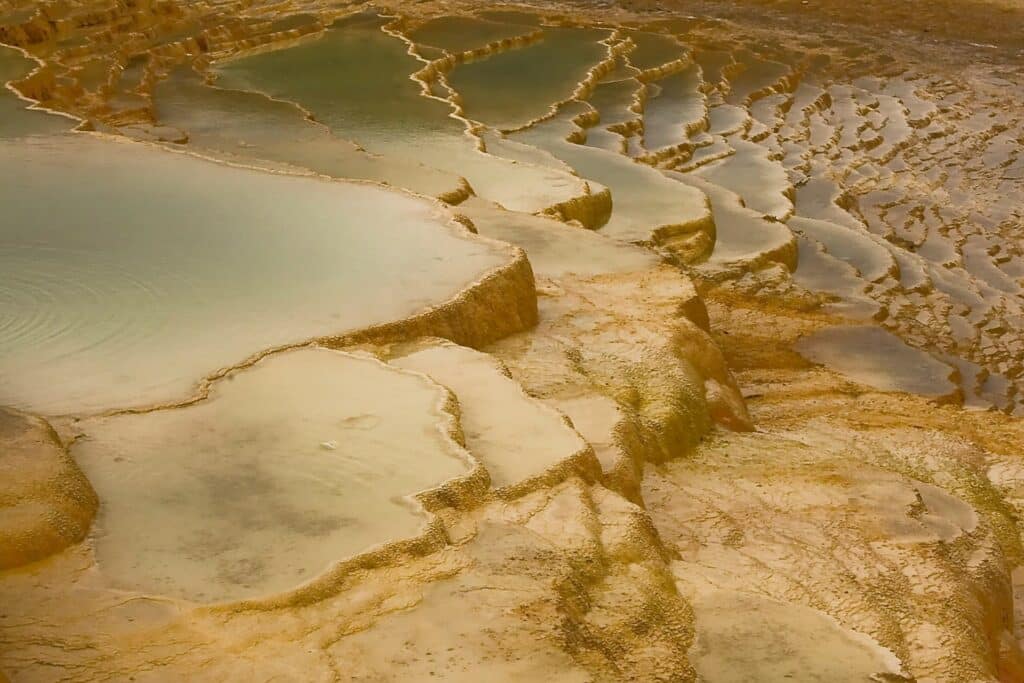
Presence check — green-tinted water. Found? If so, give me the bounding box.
[409,15,531,54]
[0,47,74,138]
[213,17,587,213]
[447,26,609,130]
[153,68,463,199]
[625,30,687,71]
[0,135,506,415]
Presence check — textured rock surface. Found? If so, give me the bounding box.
[0,407,97,569]
[1,0,1023,679]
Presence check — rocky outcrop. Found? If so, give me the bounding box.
[326,238,538,351]
[3,1,1024,680]
[0,408,97,569]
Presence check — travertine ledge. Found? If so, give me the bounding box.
[0,407,98,569]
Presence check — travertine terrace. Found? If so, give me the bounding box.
[1,0,1023,680]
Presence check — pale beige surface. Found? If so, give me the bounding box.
[392,340,591,490]
[1,0,1024,680]
[72,348,472,603]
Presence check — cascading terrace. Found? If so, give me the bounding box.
[1,1,1023,680]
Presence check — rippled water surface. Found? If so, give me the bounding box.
[0,135,505,415]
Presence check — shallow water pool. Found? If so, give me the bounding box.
[0,134,506,415]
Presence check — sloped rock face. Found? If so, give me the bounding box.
[0,407,97,569]
[650,286,1024,681]
[2,0,1024,680]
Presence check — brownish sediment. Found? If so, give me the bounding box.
[488,262,751,506]
[0,407,97,569]
[674,0,1024,52]
[675,276,1024,680]
[635,54,692,84]
[539,181,614,229]
[3,0,1024,680]
[324,241,538,352]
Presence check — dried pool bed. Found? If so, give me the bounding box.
[72,348,472,603]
